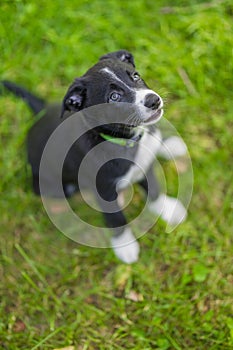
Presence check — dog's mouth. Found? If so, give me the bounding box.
[143,108,163,125]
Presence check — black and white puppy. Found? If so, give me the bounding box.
[2,50,187,263]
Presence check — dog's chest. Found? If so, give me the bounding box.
[117,129,161,190]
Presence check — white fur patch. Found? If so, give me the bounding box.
[101,67,135,92]
[111,228,140,263]
[157,136,187,160]
[117,128,162,190]
[148,194,187,225]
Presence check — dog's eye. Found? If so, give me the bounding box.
[109,92,122,102]
[132,72,141,81]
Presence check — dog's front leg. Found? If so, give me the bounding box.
[139,166,187,225]
[157,136,187,160]
[96,189,140,264]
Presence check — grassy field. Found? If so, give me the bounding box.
[0,0,233,349]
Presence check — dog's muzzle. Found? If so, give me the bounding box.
[140,92,163,125]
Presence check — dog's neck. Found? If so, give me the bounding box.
[99,127,144,148]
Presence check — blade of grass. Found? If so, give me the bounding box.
[15,243,61,305]
[30,326,64,350]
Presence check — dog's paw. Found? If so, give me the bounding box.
[117,192,125,207]
[111,228,140,264]
[148,194,187,225]
[157,136,187,160]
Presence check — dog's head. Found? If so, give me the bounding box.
[61,50,163,128]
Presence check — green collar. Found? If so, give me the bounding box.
[100,129,144,148]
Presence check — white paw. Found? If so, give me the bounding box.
[111,228,140,264]
[117,192,125,207]
[158,136,187,160]
[148,194,187,225]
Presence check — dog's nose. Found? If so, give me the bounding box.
[144,93,161,110]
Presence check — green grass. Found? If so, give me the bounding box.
[0,0,233,349]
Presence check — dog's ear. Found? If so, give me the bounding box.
[60,79,86,118]
[99,50,135,67]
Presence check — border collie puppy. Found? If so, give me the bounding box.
[1,50,187,263]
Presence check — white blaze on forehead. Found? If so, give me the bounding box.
[100,67,135,92]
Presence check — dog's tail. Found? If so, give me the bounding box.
[1,80,46,115]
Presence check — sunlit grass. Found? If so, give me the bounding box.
[0,0,233,349]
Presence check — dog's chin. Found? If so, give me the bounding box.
[142,108,163,125]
